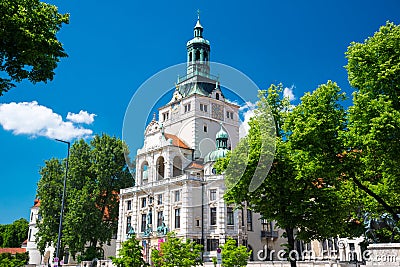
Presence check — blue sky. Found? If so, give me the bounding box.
[0,0,399,224]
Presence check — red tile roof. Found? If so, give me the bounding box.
[185,161,204,170]
[33,199,40,207]
[0,248,26,254]
[164,133,191,149]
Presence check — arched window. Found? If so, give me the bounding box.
[195,50,201,61]
[156,156,165,180]
[173,156,182,177]
[141,161,149,183]
[204,51,208,62]
[189,52,192,62]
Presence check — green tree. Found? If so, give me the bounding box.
[344,21,400,240]
[151,232,203,267]
[36,134,133,260]
[216,82,353,267]
[35,158,65,256]
[0,0,69,95]
[220,237,250,267]
[0,218,29,248]
[110,236,148,267]
[0,252,29,267]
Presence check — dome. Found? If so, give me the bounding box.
[216,127,228,139]
[204,148,229,163]
[195,19,203,29]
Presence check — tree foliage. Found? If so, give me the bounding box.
[0,0,69,95]
[0,252,29,267]
[36,134,133,259]
[0,218,28,248]
[216,82,354,267]
[151,232,203,267]
[220,237,250,267]
[344,21,400,240]
[110,236,148,267]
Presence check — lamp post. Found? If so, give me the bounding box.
[55,139,70,267]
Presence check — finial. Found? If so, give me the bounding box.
[197,9,200,21]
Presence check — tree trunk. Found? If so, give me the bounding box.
[285,227,297,267]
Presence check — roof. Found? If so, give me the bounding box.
[204,148,229,163]
[33,199,40,207]
[195,20,203,29]
[0,248,26,254]
[185,161,204,170]
[178,82,216,97]
[216,127,228,139]
[164,133,190,149]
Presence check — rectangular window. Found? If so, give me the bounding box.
[174,190,181,202]
[127,200,132,210]
[207,239,219,251]
[247,209,253,231]
[175,208,181,228]
[210,189,217,201]
[230,112,234,119]
[227,207,234,225]
[203,124,208,132]
[226,111,230,118]
[157,194,163,205]
[184,103,191,113]
[141,197,147,208]
[241,208,244,226]
[126,216,131,234]
[162,112,169,121]
[157,211,163,227]
[28,229,32,241]
[210,207,217,225]
[200,103,208,112]
[141,214,146,232]
[226,111,234,119]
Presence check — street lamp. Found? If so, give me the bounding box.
[55,139,70,266]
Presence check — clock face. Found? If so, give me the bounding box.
[212,103,223,120]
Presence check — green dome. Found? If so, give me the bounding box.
[216,128,228,139]
[204,148,228,163]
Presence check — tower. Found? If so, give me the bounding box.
[159,14,239,159]
[186,11,210,76]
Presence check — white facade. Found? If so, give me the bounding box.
[26,199,55,266]
[26,199,116,266]
[116,17,284,263]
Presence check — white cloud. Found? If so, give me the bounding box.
[283,86,296,101]
[67,110,96,124]
[0,101,94,141]
[239,101,257,139]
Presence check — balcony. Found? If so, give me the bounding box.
[261,230,279,239]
